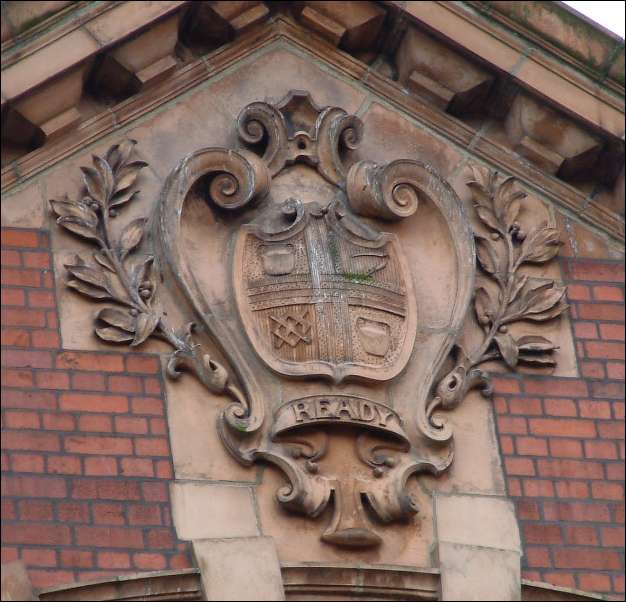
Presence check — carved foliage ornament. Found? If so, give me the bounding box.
[51,90,567,548]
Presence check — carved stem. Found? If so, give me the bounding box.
[99,210,145,311]
[469,231,515,367]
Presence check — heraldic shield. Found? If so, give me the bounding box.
[234,198,418,383]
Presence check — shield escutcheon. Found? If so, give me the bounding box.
[234,199,417,382]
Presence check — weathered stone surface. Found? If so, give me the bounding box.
[1,179,46,228]
[193,537,285,601]
[4,3,619,597]
[435,493,521,552]
[438,543,521,601]
[171,482,260,540]
[166,372,256,482]
[435,494,521,600]
[0,561,36,601]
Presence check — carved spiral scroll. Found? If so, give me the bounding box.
[237,102,288,177]
[254,448,332,517]
[202,149,271,210]
[346,160,421,220]
[363,453,453,523]
[158,147,271,447]
[236,93,364,186]
[316,108,364,186]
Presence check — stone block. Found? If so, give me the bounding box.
[0,180,45,229]
[0,561,36,601]
[396,26,493,115]
[438,542,521,601]
[293,1,385,53]
[435,493,521,553]
[193,536,285,601]
[171,482,260,540]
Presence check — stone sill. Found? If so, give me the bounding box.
[34,565,617,601]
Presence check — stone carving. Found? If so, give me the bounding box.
[233,198,417,382]
[418,166,568,443]
[237,90,362,185]
[51,91,567,549]
[49,143,267,433]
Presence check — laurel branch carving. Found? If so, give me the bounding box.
[420,165,568,443]
[49,141,250,418]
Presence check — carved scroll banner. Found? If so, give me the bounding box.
[271,395,409,444]
[51,90,567,549]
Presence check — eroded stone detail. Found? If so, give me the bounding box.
[234,198,417,383]
[420,165,569,444]
[237,90,362,185]
[50,91,567,549]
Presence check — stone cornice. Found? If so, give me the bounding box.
[388,1,624,139]
[35,565,612,600]
[1,1,186,104]
[2,14,623,243]
[471,1,624,94]
[1,4,624,242]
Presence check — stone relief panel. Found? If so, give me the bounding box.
[49,90,568,550]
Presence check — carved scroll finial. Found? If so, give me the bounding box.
[237,90,363,185]
[346,160,421,220]
[420,165,568,443]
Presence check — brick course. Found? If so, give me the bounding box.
[2,232,624,595]
[494,257,625,596]
[1,229,191,589]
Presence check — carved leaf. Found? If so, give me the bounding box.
[114,161,148,194]
[517,335,558,352]
[493,177,515,220]
[57,216,100,242]
[94,251,115,272]
[67,279,112,300]
[50,198,98,227]
[475,206,502,233]
[97,307,136,332]
[96,326,134,343]
[80,165,107,206]
[132,256,158,305]
[119,218,146,258]
[65,264,111,291]
[518,352,557,366]
[525,283,567,315]
[509,273,529,305]
[504,280,567,324]
[474,285,497,324]
[469,165,495,195]
[109,189,139,209]
[106,139,137,173]
[519,223,561,264]
[494,332,519,368]
[475,236,497,275]
[131,312,159,346]
[93,155,114,202]
[522,302,569,322]
[467,181,492,209]
[504,196,522,230]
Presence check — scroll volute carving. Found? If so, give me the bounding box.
[50,91,567,550]
[237,90,362,186]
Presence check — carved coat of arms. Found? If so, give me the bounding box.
[235,198,417,382]
[51,90,567,549]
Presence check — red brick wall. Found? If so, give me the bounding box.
[1,228,191,590]
[494,258,625,596]
[2,226,624,596]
